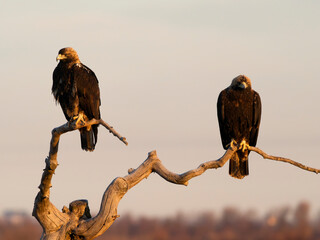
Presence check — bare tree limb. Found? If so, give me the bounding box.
[70,147,240,239]
[33,121,319,239]
[248,146,320,174]
[85,118,128,145]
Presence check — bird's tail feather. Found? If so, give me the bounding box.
[80,127,98,151]
[92,125,98,146]
[229,151,249,179]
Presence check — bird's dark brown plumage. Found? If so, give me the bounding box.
[217,75,261,179]
[52,47,101,151]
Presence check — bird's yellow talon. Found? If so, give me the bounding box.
[239,139,249,152]
[73,112,86,126]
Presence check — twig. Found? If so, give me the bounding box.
[248,146,320,174]
[81,118,128,145]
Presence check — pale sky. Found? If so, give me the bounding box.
[0,0,319,218]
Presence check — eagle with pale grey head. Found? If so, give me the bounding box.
[217,75,261,179]
[52,47,101,151]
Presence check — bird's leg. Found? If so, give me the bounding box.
[230,139,238,149]
[239,139,249,152]
[226,139,237,148]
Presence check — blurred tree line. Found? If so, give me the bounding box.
[1,202,320,240]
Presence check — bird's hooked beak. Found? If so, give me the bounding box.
[239,82,247,89]
[56,54,67,62]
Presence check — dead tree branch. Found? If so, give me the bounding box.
[33,121,319,240]
[248,146,320,174]
[86,118,128,145]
